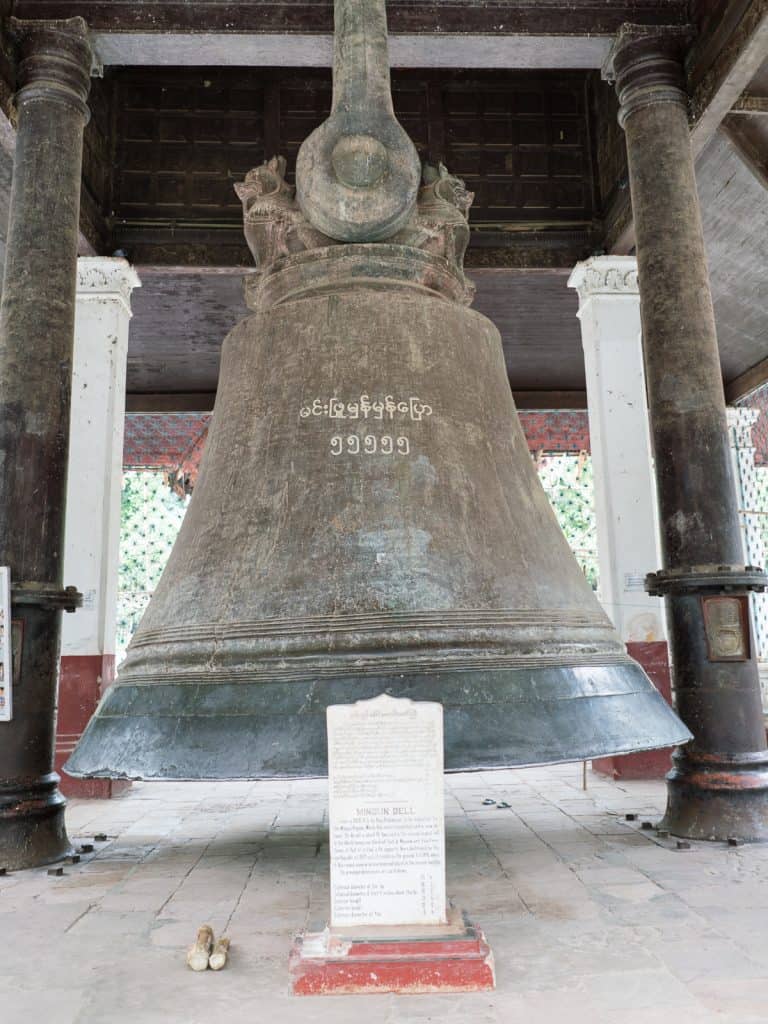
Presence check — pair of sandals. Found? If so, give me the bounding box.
[186,925,231,971]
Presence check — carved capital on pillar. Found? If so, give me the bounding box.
[76,257,142,315]
[568,255,638,308]
[602,24,692,127]
[10,17,92,120]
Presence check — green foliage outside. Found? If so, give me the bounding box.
[116,454,598,663]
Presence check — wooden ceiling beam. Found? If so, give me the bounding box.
[725,354,768,404]
[89,34,610,70]
[512,390,588,410]
[126,393,215,413]
[11,1,689,69]
[689,0,768,159]
[15,1,688,37]
[731,93,768,113]
[719,115,768,190]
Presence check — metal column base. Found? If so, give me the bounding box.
[661,750,768,842]
[0,773,73,870]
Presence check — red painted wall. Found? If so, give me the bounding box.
[592,641,674,780]
[57,655,130,798]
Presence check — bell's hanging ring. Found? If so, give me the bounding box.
[66,0,690,782]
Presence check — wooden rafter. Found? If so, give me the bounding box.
[689,0,768,158]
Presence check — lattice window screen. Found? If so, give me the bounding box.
[117,471,189,664]
[727,407,768,710]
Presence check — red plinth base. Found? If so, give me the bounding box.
[55,759,131,799]
[57,655,131,799]
[290,912,495,996]
[593,641,674,780]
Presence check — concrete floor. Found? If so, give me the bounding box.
[3,764,768,1024]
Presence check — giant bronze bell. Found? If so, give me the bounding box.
[66,0,690,781]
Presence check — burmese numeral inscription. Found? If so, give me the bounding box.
[331,435,410,456]
[299,394,431,458]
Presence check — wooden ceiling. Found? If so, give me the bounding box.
[16,1,690,43]
[109,68,598,267]
[125,267,585,403]
[3,0,767,404]
[698,132,768,385]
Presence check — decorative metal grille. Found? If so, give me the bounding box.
[727,404,768,709]
[535,451,598,590]
[116,471,189,664]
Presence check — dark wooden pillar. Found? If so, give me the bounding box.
[0,18,91,869]
[605,25,768,841]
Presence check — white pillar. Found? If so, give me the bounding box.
[62,257,140,665]
[568,256,664,645]
[57,259,140,792]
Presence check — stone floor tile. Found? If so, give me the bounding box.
[687,977,768,1019]
[2,767,767,1022]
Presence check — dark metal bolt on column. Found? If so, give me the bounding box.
[0,18,90,869]
[605,24,768,842]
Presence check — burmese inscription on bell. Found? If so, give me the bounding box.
[327,693,446,928]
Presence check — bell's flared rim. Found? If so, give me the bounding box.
[65,660,691,782]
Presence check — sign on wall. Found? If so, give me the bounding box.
[0,567,11,722]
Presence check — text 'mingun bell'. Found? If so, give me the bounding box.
[66,0,690,781]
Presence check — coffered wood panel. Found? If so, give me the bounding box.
[111,67,597,260]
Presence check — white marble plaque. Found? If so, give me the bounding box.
[327,693,446,928]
